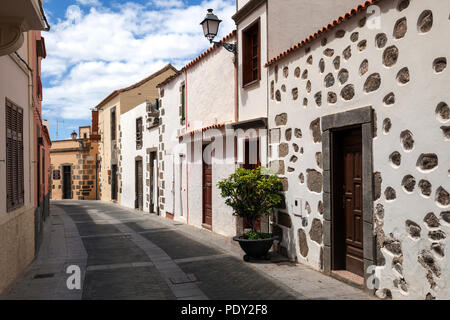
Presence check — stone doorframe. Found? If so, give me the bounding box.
[321,106,376,291]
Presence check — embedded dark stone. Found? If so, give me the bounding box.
[299,173,305,184]
[426,271,437,289]
[383,236,402,255]
[318,201,323,215]
[324,73,335,87]
[436,102,449,122]
[307,55,313,65]
[274,65,279,82]
[358,40,367,51]
[294,67,301,78]
[287,167,295,173]
[309,219,323,244]
[306,169,323,193]
[302,69,308,79]
[402,175,416,193]
[333,56,340,70]
[343,46,351,60]
[384,93,395,105]
[305,202,311,215]
[290,155,298,163]
[276,90,281,102]
[306,80,311,93]
[293,143,299,152]
[397,0,409,11]
[275,113,288,126]
[359,17,366,27]
[336,30,346,38]
[394,17,407,39]
[364,73,381,93]
[440,211,450,223]
[298,229,309,257]
[401,130,414,151]
[424,212,440,228]
[376,203,385,219]
[419,180,432,197]
[431,243,444,258]
[383,118,392,133]
[374,172,382,200]
[319,58,325,73]
[360,59,369,76]
[324,48,334,57]
[294,128,302,139]
[338,69,349,84]
[406,220,421,239]
[315,91,322,107]
[315,152,323,169]
[383,46,399,67]
[280,178,289,191]
[436,187,449,206]
[292,87,299,101]
[321,37,327,46]
[397,67,410,84]
[270,81,274,100]
[433,58,447,73]
[310,118,322,143]
[385,187,397,200]
[281,84,286,92]
[376,33,388,48]
[418,10,433,33]
[441,126,450,139]
[303,98,308,107]
[350,32,359,42]
[270,160,285,175]
[341,84,355,101]
[429,230,446,241]
[392,257,403,275]
[327,92,337,104]
[426,293,436,300]
[283,66,289,78]
[279,143,289,157]
[417,154,438,171]
[300,148,304,154]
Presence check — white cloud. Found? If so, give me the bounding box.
[150,0,185,8]
[42,1,235,120]
[76,0,101,7]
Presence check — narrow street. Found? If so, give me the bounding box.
[1,201,373,300]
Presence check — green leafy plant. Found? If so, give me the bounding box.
[217,167,283,238]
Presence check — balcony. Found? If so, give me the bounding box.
[0,0,49,56]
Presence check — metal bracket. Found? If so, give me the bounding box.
[213,41,236,54]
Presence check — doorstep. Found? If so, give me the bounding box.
[331,270,365,289]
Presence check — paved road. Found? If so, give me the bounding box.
[3,201,301,300]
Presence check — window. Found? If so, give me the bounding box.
[83,133,87,139]
[136,117,143,150]
[242,19,261,86]
[180,83,186,125]
[111,107,116,141]
[5,99,24,212]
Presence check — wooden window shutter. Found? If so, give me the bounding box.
[242,19,260,86]
[5,99,24,211]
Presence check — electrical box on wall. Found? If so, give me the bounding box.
[293,198,302,217]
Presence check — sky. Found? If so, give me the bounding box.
[41,0,235,140]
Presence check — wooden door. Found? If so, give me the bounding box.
[202,145,213,227]
[333,127,364,276]
[135,159,143,210]
[63,166,71,199]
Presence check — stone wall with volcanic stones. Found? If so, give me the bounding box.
[267,0,449,299]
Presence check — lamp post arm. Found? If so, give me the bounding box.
[212,41,236,54]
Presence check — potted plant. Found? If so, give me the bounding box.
[217,167,283,261]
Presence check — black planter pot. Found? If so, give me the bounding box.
[233,235,279,261]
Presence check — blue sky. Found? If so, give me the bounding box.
[42,0,235,140]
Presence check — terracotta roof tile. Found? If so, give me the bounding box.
[265,0,383,67]
[179,121,231,137]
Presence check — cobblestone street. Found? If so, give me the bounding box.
[1,201,374,300]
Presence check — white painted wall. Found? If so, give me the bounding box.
[268,0,450,300]
[237,4,268,122]
[120,102,159,211]
[267,0,364,61]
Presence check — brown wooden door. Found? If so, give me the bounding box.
[202,145,212,227]
[111,164,118,201]
[63,166,72,199]
[135,159,143,210]
[334,127,364,277]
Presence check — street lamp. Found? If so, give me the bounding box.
[200,9,236,54]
